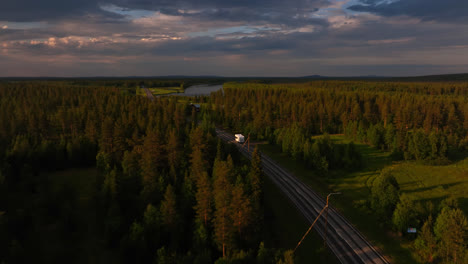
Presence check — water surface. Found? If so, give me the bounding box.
[174,84,223,96]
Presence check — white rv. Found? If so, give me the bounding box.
[235,134,245,143]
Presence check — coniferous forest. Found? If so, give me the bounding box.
[210,81,468,166]
[0,79,467,264]
[0,81,289,263]
[208,80,468,264]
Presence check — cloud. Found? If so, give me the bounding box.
[1,0,468,76]
[2,0,330,24]
[367,37,414,45]
[348,0,468,23]
[0,0,113,22]
[112,0,330,12]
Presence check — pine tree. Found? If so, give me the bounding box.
[434,207,468,263]
[140,129,165,201]
[230,177,252,241]
[99,117,114,154]
[249,146,264,231]
[216,139,224,161]
[128,221,146,263]
[370,169,400,220]
[392,194,416,233]
[414,216,436,263]
[160,184,178,231]
[194,172,212,226]
[213,160,233,257]
[190,147,206,182]
[85,116,98,143]
[113,120,128,163]
[143,203,160,250]
[166,129,180,182]
[122,150,141,180]
[277,250,294,264]
[189,127,206,153]
[384,123,396,150]
[102,167,118,208]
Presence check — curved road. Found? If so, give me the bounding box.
[215,128,390,264]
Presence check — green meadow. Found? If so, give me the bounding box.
[148,86,184,95]
[136,86,184,96]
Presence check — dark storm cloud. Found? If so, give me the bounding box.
[2,0,329,23]
[150,35,301,56]
[348,0,468,23]
[0,0,124,22]
[2,0,468,76]
[108,0,331,30]
[182,8,329,29]
[112,0,329,11]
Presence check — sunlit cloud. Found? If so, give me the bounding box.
[368,37,414,45]
[0,0,467,76]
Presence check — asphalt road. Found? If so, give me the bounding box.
[215,128,390,264]
[143,87,155,101]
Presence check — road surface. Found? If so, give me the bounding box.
[215,128,390,264]
[143,87,155,101]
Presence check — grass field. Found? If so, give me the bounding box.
[136,87,146,96]
[136,86,184,97]
[259,134,468,263]
[149,86,183,95]
[390,161,468,214]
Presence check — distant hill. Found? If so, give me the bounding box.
[1,73,467,82]
[391,73,468,82]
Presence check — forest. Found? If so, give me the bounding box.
[1,78,467,263]
[209,81,468,164]
[0,80,292,263]
[207,80,468,264]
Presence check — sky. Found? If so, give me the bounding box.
[1,0,467,77]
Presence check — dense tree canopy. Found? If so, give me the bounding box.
[209,81,468,164]
[2,79,468,263]
[0,80,271,263]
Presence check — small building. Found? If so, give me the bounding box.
[190,103,201,112]
[235,134,245,143]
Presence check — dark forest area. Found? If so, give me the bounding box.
[0,81,292,263]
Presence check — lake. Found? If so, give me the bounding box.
[173,83,223,96]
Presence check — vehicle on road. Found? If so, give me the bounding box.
[235,134,245,143]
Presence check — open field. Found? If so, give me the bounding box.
[136,87,146,96]
[149,86,183,95]
[136,86,184,96]
[389,161,468,214]
[260,134,468,264]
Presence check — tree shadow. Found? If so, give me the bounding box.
[447,148,468,163]
[458,197,468,215]
[406,195,468,217]
[397,180,420,189]
[401,182,460,195]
